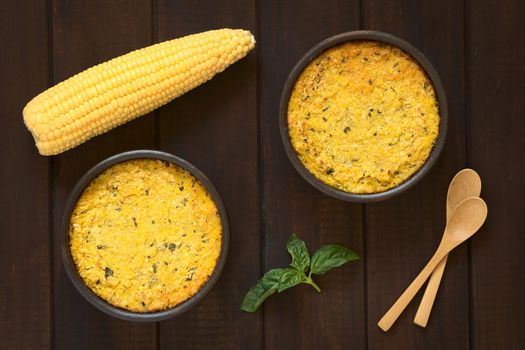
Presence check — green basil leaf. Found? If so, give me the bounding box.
[286,233,310,272]
[240,268,287,312]
[277,268,306,292]
[310,245,359,275]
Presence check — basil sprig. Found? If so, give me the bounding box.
[240,233,359,312]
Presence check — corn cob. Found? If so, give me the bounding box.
[23,28,255,155]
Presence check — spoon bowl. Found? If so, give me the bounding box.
[443,197,487,243]
[447,169,482,220]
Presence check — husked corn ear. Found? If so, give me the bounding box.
[23,28,255,155]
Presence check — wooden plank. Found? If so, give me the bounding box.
[155,1,261,349]
[468,0,525,348]
[51,1,157,348]
[0,0,51,348]
[259,1,366,349]
[363,0,469,348]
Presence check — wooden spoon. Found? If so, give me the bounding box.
[377,197,487,332]
[414,169,482,327]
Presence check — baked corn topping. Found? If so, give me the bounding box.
[69,159,222,312]
[287,41,440,193]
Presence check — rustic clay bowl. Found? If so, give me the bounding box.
[279,30,448,202]
[60,150,230,321]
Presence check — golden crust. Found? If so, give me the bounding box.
[69,159,222,312]
[288,41,440,193]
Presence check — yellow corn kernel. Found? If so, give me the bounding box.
[23,28,255,155]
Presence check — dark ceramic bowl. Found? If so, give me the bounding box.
[279,30,448,202]
[60,150,230,322]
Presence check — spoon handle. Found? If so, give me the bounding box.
[414,254,449,327]
[377,248,448,332]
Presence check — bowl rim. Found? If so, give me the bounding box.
[60,149,230,322]
[279,30,448,202]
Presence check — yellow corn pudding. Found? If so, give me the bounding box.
[69,159,222,312]
[287,41,440,193]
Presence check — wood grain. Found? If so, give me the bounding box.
[51,1,157,348]
[468,0,525,348]
[2,0,525,348]
[155,1,261,349]
[363,0,469,348]
[259,1,366,349]
[0,0,51,348]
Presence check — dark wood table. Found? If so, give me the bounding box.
[2,0,524,349]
